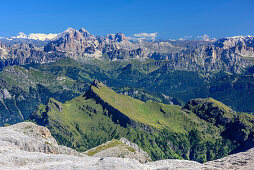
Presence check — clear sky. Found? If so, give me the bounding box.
[0,0,253,40]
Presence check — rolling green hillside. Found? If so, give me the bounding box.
[29,81,254,163]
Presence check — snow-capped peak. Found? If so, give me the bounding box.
[10,32,58,41]
[225,35,253,40]
[64,27,77,33]
[13,32,27,39]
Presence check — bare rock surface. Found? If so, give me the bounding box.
[120,137,151,160]
[0,122,253,170]
[204,148,254,170]
[0,122,80,155]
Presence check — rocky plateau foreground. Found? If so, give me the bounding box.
[0,122,253,170]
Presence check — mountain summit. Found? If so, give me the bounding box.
[0,27,253,74]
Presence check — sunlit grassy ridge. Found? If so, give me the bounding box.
[91,82,203,133]
[33,96,128,150]
[29,81,254,162]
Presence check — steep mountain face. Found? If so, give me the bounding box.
[0,65,88,126]
[207,74,254,113]
[215,36,254,56]
[44,28,253,73]
[0,42,65,70]
[184,98,254,152]
[29,81,254,163]
[44,28,99,55]
[183,98,236,125]
[0,28,253,73]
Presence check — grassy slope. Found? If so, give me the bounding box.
[91,82,206,133]
[85,139,136,156]
[30,82,254,162]
[35,96,128,150]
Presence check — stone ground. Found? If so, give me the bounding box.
[0,122,253,170]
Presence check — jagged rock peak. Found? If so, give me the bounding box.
[91,80,103,88]
[79,27,89,33]
[215,35,254,49]
[64,27,77,33]
[62,27,92,37]
[107,32,128,42]
[79,27,92,38]
[225,35,254,40]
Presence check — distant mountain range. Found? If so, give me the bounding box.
[0,28,253,73]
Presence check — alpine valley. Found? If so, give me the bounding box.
[0,28,254,167]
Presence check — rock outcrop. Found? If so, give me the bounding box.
[0,122,80,155]
[119,137,151,161]
[0,122,254,169]
[0,122,253,169]
[84,138,151,163]
[0,42,65,69]
[204,148,254,170]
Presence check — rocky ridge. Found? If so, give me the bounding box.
[0,28,253,73]
[0,42,65,69]
[0,122,254,169]
[84,137,151,163]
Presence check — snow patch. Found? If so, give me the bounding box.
[10,32,58,41]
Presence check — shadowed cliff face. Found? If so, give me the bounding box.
[183,98,236,125]
[183,98,254,153]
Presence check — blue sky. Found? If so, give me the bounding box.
[0,0,253,39]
